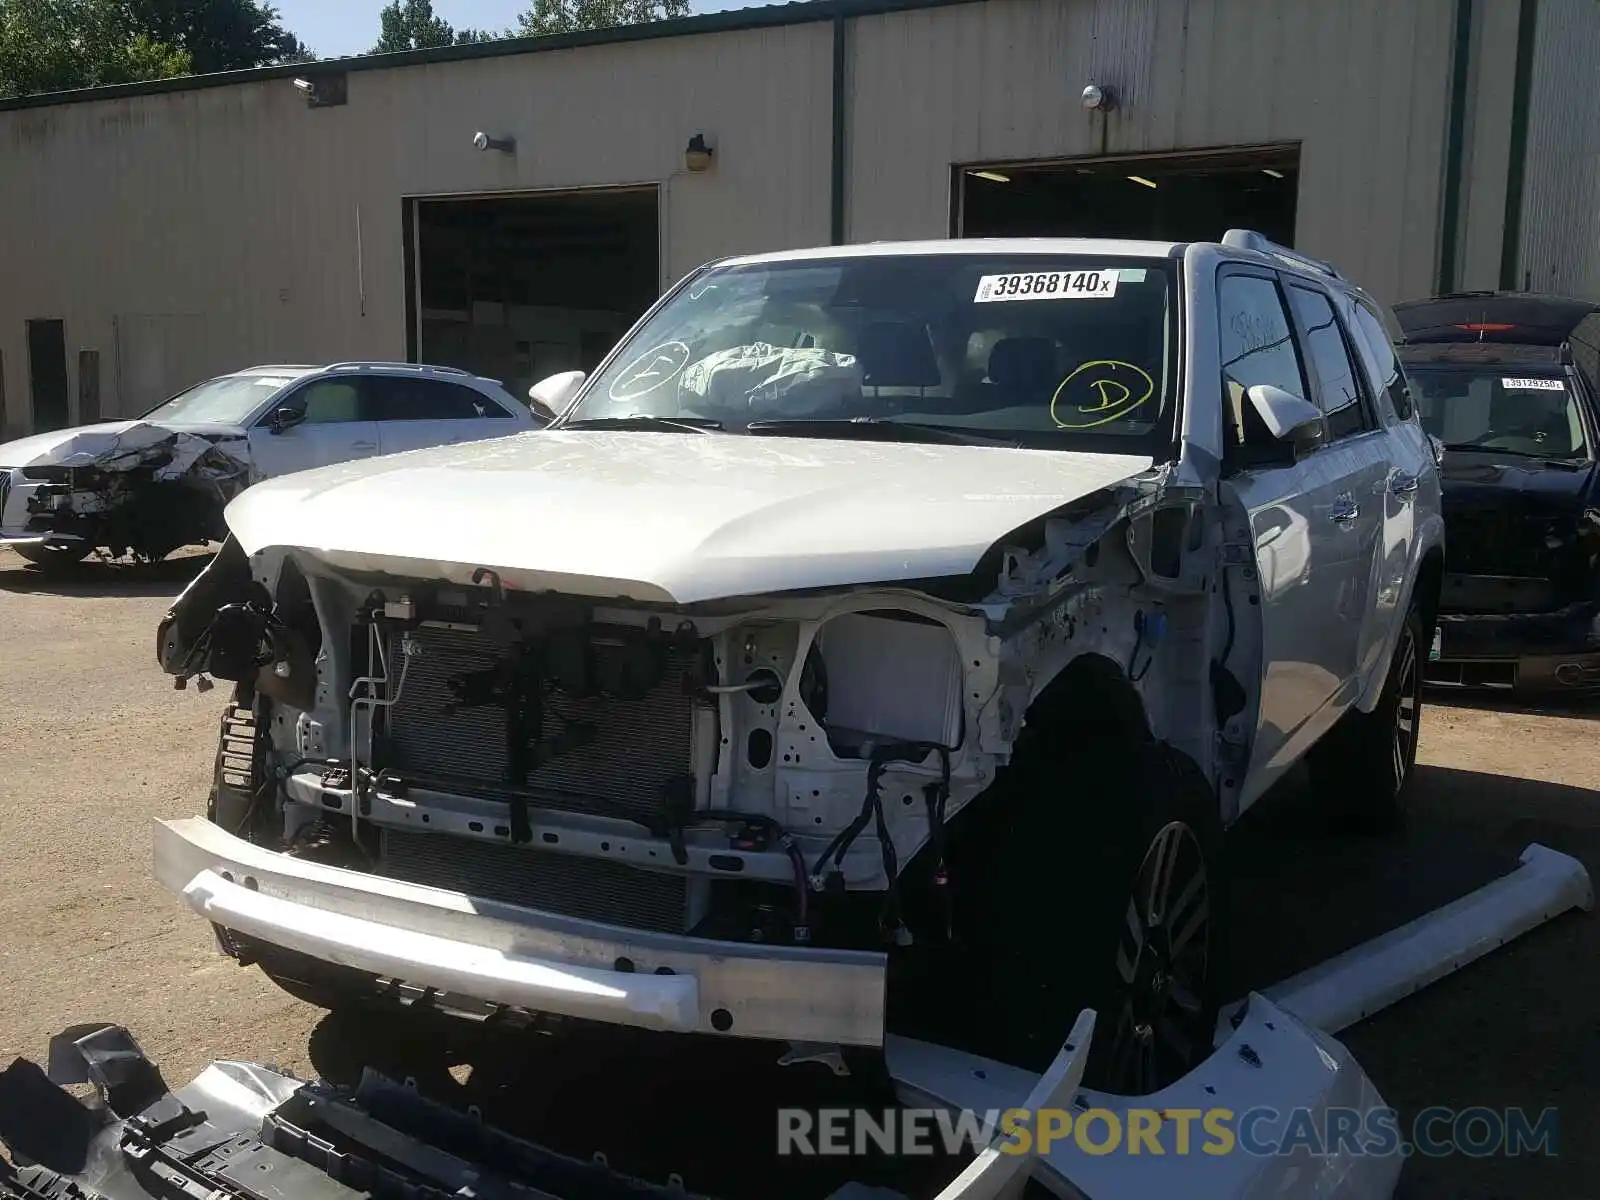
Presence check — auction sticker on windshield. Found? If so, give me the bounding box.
[1502,377,1565,391]
[975,270,1118,302]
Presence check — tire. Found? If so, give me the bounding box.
[13,542,92,570]
[1308,605,1425,833]
[950,732,1226,1094]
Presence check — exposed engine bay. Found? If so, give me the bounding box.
[155,463,1237,965]
[1,422,247,561]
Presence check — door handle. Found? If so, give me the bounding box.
[1329,499,1361,524]
[1389,473,1419,497]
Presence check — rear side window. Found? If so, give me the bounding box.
[1287,285,1370,440]
[372,378,513,421]
[1349,299,1415,420]
[1217,273,1309,449]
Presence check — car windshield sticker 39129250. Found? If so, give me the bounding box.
[1501,377,1566,392]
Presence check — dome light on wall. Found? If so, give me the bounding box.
[685,134,715,172]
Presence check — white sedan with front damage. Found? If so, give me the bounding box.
[0,361,541,570]
[152,233,1447,1195]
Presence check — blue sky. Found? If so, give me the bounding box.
[276,1,770,58]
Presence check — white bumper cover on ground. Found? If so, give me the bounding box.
[884,995,1401,1200]
[154,816,887,1045]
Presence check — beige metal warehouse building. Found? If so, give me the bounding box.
[2,0,1597,438]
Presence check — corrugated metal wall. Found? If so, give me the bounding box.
[0,23,832,432]
[0,0,1472,436]
[1452,0,1522,293]
[1516,0,1600,297]
[847,0,1457,306]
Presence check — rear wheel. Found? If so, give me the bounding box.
[12,541,92,570]
[1309,605,1425,832]
[951,732,1226,1093]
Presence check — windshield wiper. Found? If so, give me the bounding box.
[560,415,724,433]
[744,417,1011,446]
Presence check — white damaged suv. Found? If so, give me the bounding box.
[154,233,1443,1097]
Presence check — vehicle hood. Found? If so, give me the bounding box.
[1438,449,1600,586]
[1439,450,1595,526]
[224,430,1155,604]
[0,420,248,470]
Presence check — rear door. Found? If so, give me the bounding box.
[371,377,522,456]
[244,377,382,479]
[1345,295,1430,686]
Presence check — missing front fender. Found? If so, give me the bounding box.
[156,535,271,679]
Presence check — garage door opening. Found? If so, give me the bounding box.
[955,147,1299,245]
[409,188,659,403]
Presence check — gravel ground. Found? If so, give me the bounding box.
[1,545,1596,1197]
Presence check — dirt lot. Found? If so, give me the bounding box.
[1,545,1596,1197]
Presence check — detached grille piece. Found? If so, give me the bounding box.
[379,829,690,933]
[382,625,697,824]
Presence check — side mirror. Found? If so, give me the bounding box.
[268,406,306,434]
[529,371,585,424]
[1245,384,1324,441]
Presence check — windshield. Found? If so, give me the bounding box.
[1408,366,1591,459]
[143,374,299,425]
[564,254,1178,448]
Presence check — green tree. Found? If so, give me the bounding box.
[0,0,192,97]
[515,0,690,37]
[125,1,310,73]
[372,0,495,53]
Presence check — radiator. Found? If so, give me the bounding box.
[378,828,690,934]
[381,625,697,824]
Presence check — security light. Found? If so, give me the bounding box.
[685,133,714,172]
[473,132,516,154]
[291,73,347,108]
[1081,83,1116,112]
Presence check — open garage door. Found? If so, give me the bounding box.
[409,188,659,403]
[955,146,1299,246]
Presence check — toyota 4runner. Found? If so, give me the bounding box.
[154,231,1444,1097]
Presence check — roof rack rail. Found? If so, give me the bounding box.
[1221,229,1344,283]
[324,361,475,376]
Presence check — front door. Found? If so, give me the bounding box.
[1282,282,1389,708]
[245,377,381,480]
[1217,269,1366,806]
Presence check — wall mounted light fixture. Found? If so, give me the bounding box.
[473,131,517,154]
[1081,83,1117,112]
[291,74,347,108]
[685,133,714,172]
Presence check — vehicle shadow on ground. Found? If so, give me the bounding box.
[0,551,212,598]
[304,1009,965,1200]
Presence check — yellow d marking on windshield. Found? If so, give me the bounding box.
[1050,360,1155,429]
